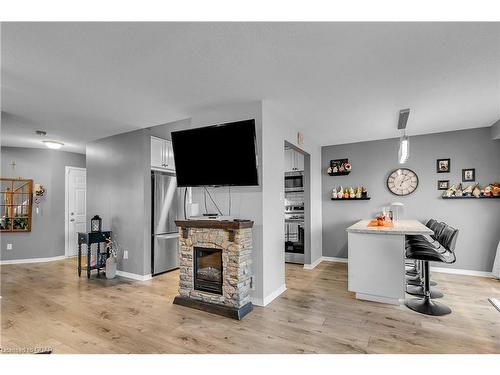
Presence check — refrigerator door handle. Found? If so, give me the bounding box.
[155,233,180,240]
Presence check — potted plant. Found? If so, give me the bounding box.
[105,237,118,279]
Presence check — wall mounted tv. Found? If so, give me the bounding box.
[171,119,259,187]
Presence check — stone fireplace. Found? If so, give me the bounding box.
[173,220,254,320]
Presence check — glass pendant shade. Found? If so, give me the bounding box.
[398,135,410,164]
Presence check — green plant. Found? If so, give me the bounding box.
[13,217,29,230]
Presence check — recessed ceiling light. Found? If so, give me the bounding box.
[43,140,64,150]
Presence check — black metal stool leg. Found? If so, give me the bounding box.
[406,284,443,298]
[405,261,451,316]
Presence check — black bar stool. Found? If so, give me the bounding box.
[405,219,437,276]
[405,220,444,287]
[404,225,458,316]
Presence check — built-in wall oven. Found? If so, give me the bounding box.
[285,171,304,192]
[284,198,305,264]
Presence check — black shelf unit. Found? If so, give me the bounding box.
[442,196,500,200]
[331,197,371,201]
[327,171,351,177]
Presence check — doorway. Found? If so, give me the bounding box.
[65,166,87,257]
[284,141,311,266]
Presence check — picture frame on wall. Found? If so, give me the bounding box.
[436,158,450,173]
[438,180,449,190]
[462,168,476,182]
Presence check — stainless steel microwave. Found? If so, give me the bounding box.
[285,171,304,192]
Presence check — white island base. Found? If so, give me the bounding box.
[346,220,433,305]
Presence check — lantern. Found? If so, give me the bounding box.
[91,215,102,232]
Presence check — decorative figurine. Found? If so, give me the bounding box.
[463,185,473,196]
[332,188,338,199]
[492,183,500,197]
[349,187,355,198]
[443,185,456,197]
[484,185,492,197]
[473,184,481,198]
[355,187,362,199]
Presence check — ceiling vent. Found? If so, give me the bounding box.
[397,109,410,129]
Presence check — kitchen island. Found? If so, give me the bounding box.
[346,219,432,305]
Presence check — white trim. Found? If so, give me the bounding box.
[356,293,401,305]
[65,166,87,257]
[115,270,152,281]
[320,256,348,263]
[252,284,287,307]
[0,255,66,265]
[303,256,323,270]
[431,266,493,278]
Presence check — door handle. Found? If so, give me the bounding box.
[70,219,75,222]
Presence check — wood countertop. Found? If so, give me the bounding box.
[346,219,433,235]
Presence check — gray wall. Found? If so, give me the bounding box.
[86,129,151,276]
[321,127,500,272]
[492,119,500,140]
[1,147,86,260]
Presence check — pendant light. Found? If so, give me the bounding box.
[397,109,410,164]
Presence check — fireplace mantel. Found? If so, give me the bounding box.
[175,219,254,230]
[173,219,254,320]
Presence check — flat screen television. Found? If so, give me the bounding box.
[171,119,259,187]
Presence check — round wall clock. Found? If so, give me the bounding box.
[387,168,419,196]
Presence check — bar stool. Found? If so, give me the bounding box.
[404,225,458,316]
[406,221,446,287]
[405,219,437,276]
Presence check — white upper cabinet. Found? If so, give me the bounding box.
[285,148,294,172]
[151,137,164,168]
[295,151,304,171]
[164,140,175,170]
[285,148,304,172]
[151,136,175,171]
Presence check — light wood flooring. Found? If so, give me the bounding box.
[1,258,499,354]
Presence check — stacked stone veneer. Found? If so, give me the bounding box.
[178,227,253,308]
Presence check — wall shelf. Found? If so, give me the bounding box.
[442,196,500,200]
[331,197,371,201]
[327,171,351,176]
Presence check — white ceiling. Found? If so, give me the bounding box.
[1,22,499,154]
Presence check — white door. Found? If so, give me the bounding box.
[151,136,164,168]
[66,167,86,257]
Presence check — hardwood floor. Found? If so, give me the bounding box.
[1,258,499,354]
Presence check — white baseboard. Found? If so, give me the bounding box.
[321,256,348,264]
[303,257,323,270]
[0,255,66,265]
[115,270,152,281]
[431,266,493,278]
[252,283,287,307]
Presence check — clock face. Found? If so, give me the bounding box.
[387,168,419,196]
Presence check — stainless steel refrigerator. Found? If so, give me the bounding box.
[151,171,180,276]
